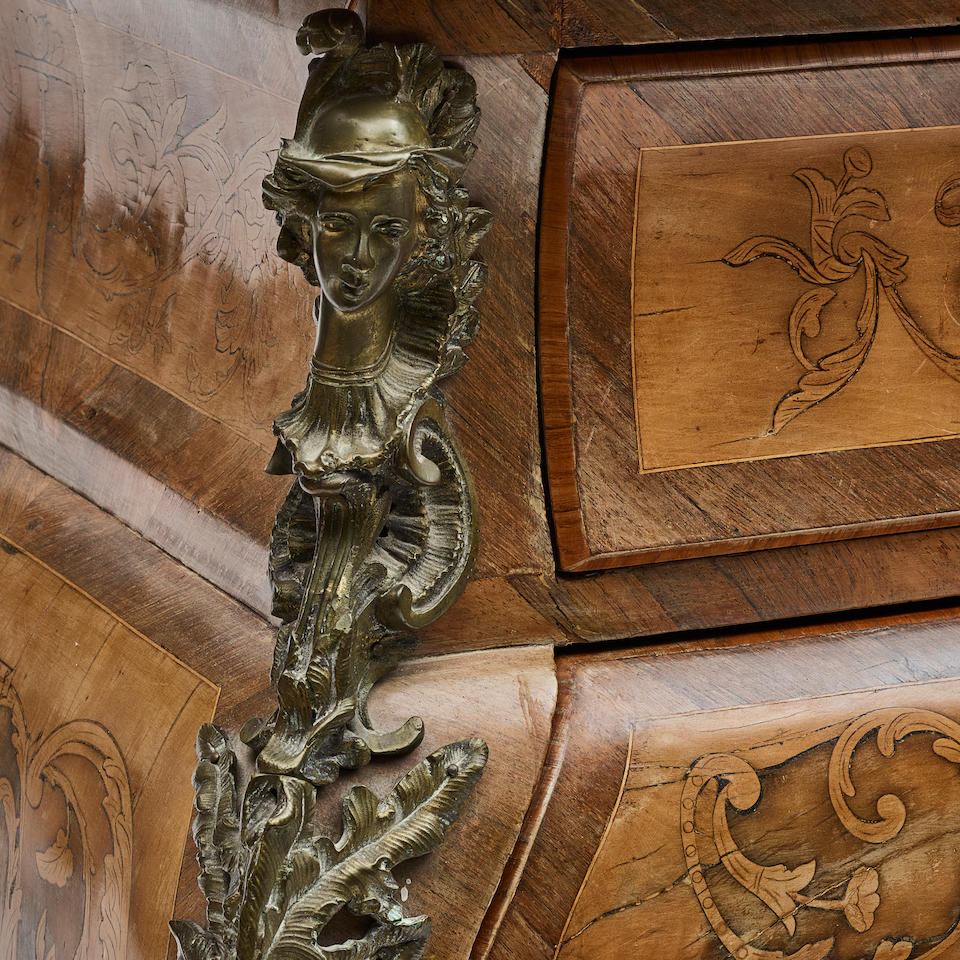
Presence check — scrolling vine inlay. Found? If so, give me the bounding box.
[681,709,960,960]
[0,664,133,960]
[631,125,960,474]
[0,536,216,960]
[724,147,960,436]
[170,12,492,960]
[554,681,960,960]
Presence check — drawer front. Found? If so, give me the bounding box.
[487,620,960,960]
[541,36,960,571]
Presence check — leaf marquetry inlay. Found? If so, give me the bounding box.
[554,682,960,960]
[724,147,960,436]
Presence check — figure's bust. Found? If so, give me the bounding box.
[262,13,491,481]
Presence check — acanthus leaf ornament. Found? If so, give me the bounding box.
[171,11,492,960]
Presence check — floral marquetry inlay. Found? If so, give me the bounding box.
[555,680,960,960]
[631,125,960,474]
[0,1,311,440]
[0,539,219,960]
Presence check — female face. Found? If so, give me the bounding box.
[312,171,418,313]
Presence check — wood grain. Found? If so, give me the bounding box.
[12,419,960,658]
[9,0,960,657]
[481,613,960,960]
[0,446,277,732]
[367,1,557,55]
[168,645,559,960]
[369,0,960,55]
[0,0,556,633]
[559,0,960,48]
[558,683,960,960]
[540,36,960,571]
[302,646,557,960]
[14,285,960,649]
[0,447,560,959]
[0,530,218,960]
[633,127,960,471]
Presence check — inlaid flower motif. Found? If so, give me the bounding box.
[775,863,882,933]
[872,939,913,960]
[840,866,880,932]
[686,710,960,960]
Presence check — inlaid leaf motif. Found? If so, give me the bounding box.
[770,256,879,434]
[722,236,836,285]
[684,707,960,960]
[873,940,913,960]
[932,737,960,763]
[841,867,880,933]
[712,782,816,936]
[34,911,54,960]
[833,186,889,224]
[788,288,836,370]
[720,145,950,434]
[35,829,72,887]
[794,167,838,218]
[834,232,907,285]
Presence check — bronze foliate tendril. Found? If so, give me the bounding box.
[170,11,492,960]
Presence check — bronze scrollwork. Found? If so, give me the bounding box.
[170,11,492,959]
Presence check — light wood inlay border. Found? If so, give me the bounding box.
[539,33,960,571]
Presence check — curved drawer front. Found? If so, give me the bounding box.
[488,620,960,960]
[541,37,960,571]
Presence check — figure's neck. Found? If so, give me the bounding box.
[312,291,396,377]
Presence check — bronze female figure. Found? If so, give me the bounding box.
[171,12,492,960]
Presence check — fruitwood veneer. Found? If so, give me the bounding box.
[481,613,960,960]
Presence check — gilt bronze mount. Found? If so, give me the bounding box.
[170,11,491,958]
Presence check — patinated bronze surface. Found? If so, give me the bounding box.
[170,11,492,959]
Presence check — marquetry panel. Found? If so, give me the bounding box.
[483,616,960,960]
[633,126,960,472]
[0,538,218,960]
[541,36,960,571]
[560,686,960,960]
